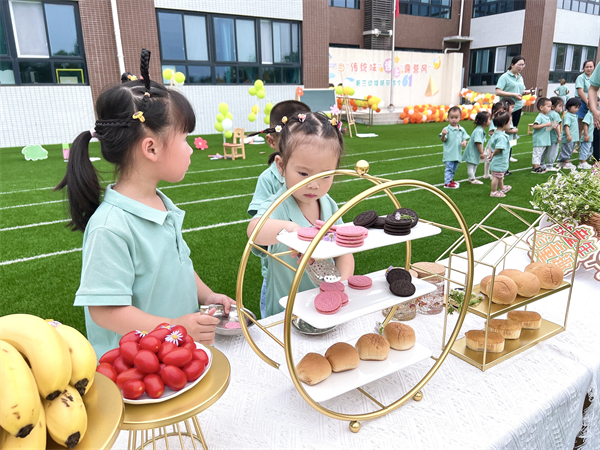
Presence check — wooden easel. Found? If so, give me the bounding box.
[343,96,357,138]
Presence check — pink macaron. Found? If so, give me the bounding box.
[348,275,372,290]
[314,292,342,314]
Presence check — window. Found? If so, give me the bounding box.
[398,0,451,19]
[472,0,526,18]
[557,0,600,15]
[549,43,598,82]
[395,47,443,53]
[0,0,87,85]
[329,0,360,8]
[157,10,301,85]
[468,45,521,85]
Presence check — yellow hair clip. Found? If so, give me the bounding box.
[144,92,150,97]
[127,74,138,81]
[132,111,145,122]
[281,116,288,124]
[331,118,338,126]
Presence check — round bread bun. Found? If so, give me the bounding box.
[486,319,522,339]
[383,322,416,351]
[486,275,518,305]
[507,311,542,329]
[412,262,446,283]
[409,269,418,278]
[525,262,544,273]
[498,269,523,278]
[296,353,332,386]
[325,342,360,372]
[465,330,505,353]
[533,263,563,289]
[499,270,541,297]
[479,275,492,295]
[355,333,390,361]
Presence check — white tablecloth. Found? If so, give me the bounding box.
[111,242,600,450]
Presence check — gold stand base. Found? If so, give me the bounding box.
[349,421,361,433]
[413,391,423,402]
[128,417,207,450]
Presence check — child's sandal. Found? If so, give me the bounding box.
[490,191,506,198]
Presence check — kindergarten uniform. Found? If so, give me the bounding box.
[496,70,526,111]
[254,187,343,318]
[74,186,198,358]
[461,125,486,180]
[575,73,591,119]
[440,124,469,184]
[555,85,569,104]
[532,113,552,165]
[542,110,562,169]
[559,111,580,162]
[580,111,594,162]
[489,130,511,175]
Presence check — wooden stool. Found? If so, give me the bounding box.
[122,348,230,450]
[527,123,534,135]
[223,128,246,160]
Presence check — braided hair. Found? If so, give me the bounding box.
[55,48,196,232]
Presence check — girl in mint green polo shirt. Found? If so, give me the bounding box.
[56,50,234,358]
[488,111,513,198]
[247,112,355,318]
[461,111,490,184]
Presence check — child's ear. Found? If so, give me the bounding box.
[265,134,277,150]
[140,136,159,162]
[275,154,284,175]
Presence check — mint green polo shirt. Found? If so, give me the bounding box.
[575,73,591,97]
[562,112,580,142]
[461,126,486,165]
[75,186,198,358]
[556,85,568,96]
[582,111,594,143]
[255,187,344,318]
[489,130,511,172]
[591,65,600,87]
[496,70,526,111]
[548,110,562,144]
[439,125,469,162]
[247,163,285,217]
[533,113,552,147]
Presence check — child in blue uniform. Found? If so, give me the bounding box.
[488,111,513,198]
[541,97,563,172]
[579,110,594,170]
[558,98,581,170]
[55,50,234,357]
[462,111,490,184]
[247,113,355,318]
[531,97,553,173]
[484,102,508,179]
[440,106,469,189]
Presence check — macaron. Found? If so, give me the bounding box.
[297,227,319,241]
[348,275,373,290]
[314,292,342,315]
[320,281,345,292]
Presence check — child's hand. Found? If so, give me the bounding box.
[567,135,572,142]
[174,312,219,346]
[584,135,590,143]
[461,140,467,148]
[488,154,493,162]
[290,251,315,267]
[205,292,236,314]
[441,128,449,136]
[557,136,562,143]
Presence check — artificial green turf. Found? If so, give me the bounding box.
[1,112,552,335]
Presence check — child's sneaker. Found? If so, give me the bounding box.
[444,182,459,189]
[469,179,484,184]
[545,165,559,171]
[531,167,547,173]
[578,161,592,170]
[482,174,492,179]
[558,161,576,170]
[510,156,518,162]
[450,180,460,188]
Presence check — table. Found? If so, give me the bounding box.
[110,243,599,450]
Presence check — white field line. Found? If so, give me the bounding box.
[0,219,69,232]
[0,199,65,210]
[0,247,82,266]
[182,218,252,234]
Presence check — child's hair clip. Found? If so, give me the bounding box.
[331,118,338,127]
[281,116,288,124]
[132,111,146,122]
[144,92,150,97]
[128,74,138,81]
[275,125,282,133]
[298,113,306,123]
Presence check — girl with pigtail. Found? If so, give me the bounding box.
[461,111,491,185]
[56,49,234,358]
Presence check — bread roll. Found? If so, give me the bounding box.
[479,275,492,295]
[355,333,390,361]
[325,343,360,372]
[465,330,505,353]
[486,319,522,339]
[525,262,544,273]
[499,270,541,297]
[412,262,446,283]
[485,275,518,305]
[296,353,332,385]
[507,311,542,329]
[532,263,563,290]
[383,322,416,351]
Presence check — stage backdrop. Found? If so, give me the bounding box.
[328,48,462,108]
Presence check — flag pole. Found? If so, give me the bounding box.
[388,0,397,112]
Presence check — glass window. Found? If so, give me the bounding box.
[555,44,566,70]
[187,65,211,84]
[158,12,185,60]
[329,0,360,7]
[45,3,79,56]
[0,8,8,55]
[214,17,236,62]
[215,65,236,83]
[55,62,85,84]
[262,66,281,84]
[273,22,291,63]
[558,0,600,14]
[495,47,506,72]
[238,66,258,84]
[184,15,208,61]
[283,67,301,84]
[19,60,52,83]
[236,20,256,62]
[472,1,526,18]
[260,20,273,64]
[398,0,452,19]
[0,61,15,84]
[291,23,299,63]
[10,1,48,57]
[161,64,186,84]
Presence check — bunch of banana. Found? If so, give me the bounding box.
[0,314,96,449]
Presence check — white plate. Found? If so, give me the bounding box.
[279,335,432,402]
[276,221,441,260]
[123,343,213,404]
[279,269,437,329]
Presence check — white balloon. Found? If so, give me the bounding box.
[222,118,233,131]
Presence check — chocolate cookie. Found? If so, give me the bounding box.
[353,210,379,228]
[386,268,412,284]
[393,208,419,228]
[372,217,386,229]
[389,280,416,297]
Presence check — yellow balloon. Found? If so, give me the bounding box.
[162,69,173,80]
[252,105,259,114]
[254,80,264,90]
[257,90,266,99]
[174,72,185,83]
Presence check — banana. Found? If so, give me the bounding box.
[1,405,46,450]
[44,385,87,449]
[47,320,97,396]
[0,314,71,400]
[0,341,41,438]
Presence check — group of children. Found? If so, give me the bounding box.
[440,94,595,198]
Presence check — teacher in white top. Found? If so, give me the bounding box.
[495,55,530,128]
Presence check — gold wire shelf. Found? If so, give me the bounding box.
[236,160,475,432]
[440,204,580,372]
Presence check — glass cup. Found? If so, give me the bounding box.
[382,298,417,321]
[416,280,445,315]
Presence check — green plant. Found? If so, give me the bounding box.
[447,288,483,315]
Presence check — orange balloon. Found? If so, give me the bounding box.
[403,118,409,124]
[376,108,381,113]
[352,106,358,111]
[400,112,407,119]
[403,107,409,114]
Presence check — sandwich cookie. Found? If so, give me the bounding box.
[353,210,379,228]
[314,292,342,315]
[348,275,372,290]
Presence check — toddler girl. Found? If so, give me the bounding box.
[579,110,594,170]
[541,97,563,171]
[554,79,569,105]
[488,111,513,198]
[247,112,355,318]
[484,102,508,178]
[557,97,581,170]
[56,50,234,357]
[461,111,490,184]
[439,106,469,189]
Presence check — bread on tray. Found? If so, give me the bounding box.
[355,333,390,361]
[507,311,542,329]
[465,330,505,353]
[296,353,332,386]
[486,319,522,339]
[325,342,360,372]
[383,322,415,351]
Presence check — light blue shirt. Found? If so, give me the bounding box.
[247,163,285,217]
[439,125,469,162]
[575,73,591,97]
[496,70,526,111]
[255,187,343,317]
[489,130,511,172]
[533,113,552,147]
[548,110,562,144]
[75,186,198,358]
[590,65,600,88]
[462,126,486,165]
[582,111,594,143]
[562,112,580,143]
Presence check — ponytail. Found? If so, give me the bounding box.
[267,151,280,165]
[54,131,101,232]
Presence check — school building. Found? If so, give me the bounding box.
[0,0,599,147]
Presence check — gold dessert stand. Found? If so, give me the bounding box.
[121,348,230,450]
[47,373,124,450]
[236,160,474,432]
